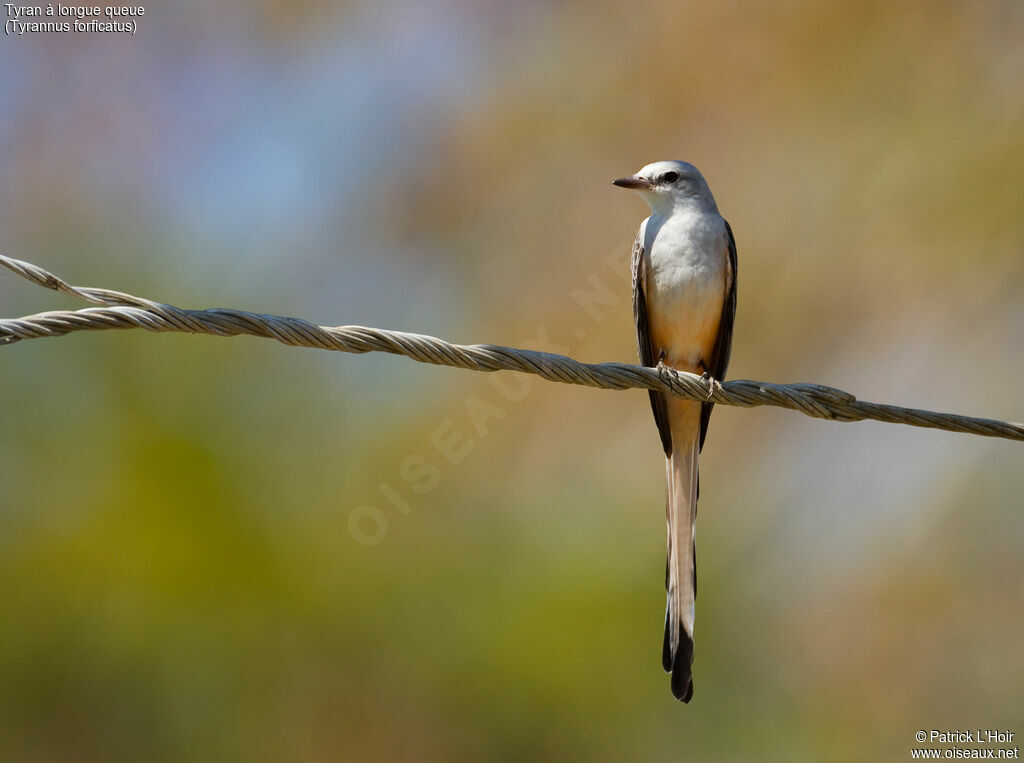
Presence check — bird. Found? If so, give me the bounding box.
[613,161,737,702]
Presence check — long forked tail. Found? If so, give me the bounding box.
[663,404,700,702]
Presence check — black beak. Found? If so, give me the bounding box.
[612,176,652,190]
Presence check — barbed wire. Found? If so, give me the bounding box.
[1,253,1021,442]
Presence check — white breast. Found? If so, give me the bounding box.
[643,210,729,370]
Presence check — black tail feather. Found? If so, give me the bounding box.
[667,624,695,703]
[663,539,697,702]
[662,611,672,672]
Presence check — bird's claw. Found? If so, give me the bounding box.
[700,371,722,401]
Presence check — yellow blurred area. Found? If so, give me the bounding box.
[1,1,1022,760]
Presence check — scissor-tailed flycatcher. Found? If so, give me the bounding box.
[614,161,737,703]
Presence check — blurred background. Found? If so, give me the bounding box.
[2,1,1023,760]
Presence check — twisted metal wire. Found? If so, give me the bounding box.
[1,254,1021,442]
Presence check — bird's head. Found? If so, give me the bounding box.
[613,160,717,216]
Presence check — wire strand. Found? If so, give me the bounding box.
[2,253,1021,442]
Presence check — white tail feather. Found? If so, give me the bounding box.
[664,400,701,700]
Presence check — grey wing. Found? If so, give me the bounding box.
[632,229,673,457]
[698,218,738,451]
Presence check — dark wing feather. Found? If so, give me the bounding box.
[632,230,672,456]
[698,219,738,451]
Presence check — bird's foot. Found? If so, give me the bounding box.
[655,361,679,391]
[699,371,722,401]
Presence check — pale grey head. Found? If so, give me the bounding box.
[613,160,718,216]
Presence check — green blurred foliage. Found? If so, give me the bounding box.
[1,1,1023,760]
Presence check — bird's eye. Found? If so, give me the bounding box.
[661,171,680,183]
